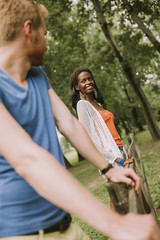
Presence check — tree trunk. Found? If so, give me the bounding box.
[118,73,145,132]
[131,108,144,132]
[123,64,160,141]
[122,0,160,54]
[121,118,130,135]
[91,0,160,141]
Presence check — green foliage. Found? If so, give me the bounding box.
[37,0,160,133]
[36,0,89,109]
[64,150,78,166]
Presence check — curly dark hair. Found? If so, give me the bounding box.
[69,67,106,111]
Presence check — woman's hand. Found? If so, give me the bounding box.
[115,154,134,167]
[123,154,134,166]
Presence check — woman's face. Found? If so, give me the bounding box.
[75,71,95,95]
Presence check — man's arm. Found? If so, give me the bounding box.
[48,88,140,192]
[0,102,159,240]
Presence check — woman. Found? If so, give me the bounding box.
[70,68,134,210]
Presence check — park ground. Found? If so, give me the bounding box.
[65,127,160,240]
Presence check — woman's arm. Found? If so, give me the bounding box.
[48,88,140,191]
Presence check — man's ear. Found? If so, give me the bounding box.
[23,20,32,40]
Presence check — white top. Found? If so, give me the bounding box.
[77,100,127,168]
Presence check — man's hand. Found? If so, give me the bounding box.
[109,213,160,240]
[106,168,141,193]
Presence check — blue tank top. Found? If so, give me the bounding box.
[0,67,66,237]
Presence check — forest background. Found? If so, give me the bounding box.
[35,0,160,238]
[36,0,160,144]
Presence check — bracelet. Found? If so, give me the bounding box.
[117,158,124,166]
[99,163,113,175]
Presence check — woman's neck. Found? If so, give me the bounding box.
[85,95,103,111]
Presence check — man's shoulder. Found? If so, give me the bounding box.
[28,66,48,82]
[28,66,51,90]
[28,66,45,76]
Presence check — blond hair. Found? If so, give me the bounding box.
[0,0,48,44]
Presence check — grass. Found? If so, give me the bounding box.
[68,128,160,240]
[64,150,78,166]
[69,160,109,240]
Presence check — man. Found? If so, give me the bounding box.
[0,0,159,239]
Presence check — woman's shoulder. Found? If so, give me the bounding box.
[77,100,98,110]
[77,100,98,116]
[77,99,88,104]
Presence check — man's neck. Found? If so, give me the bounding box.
[0,40,31,87]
